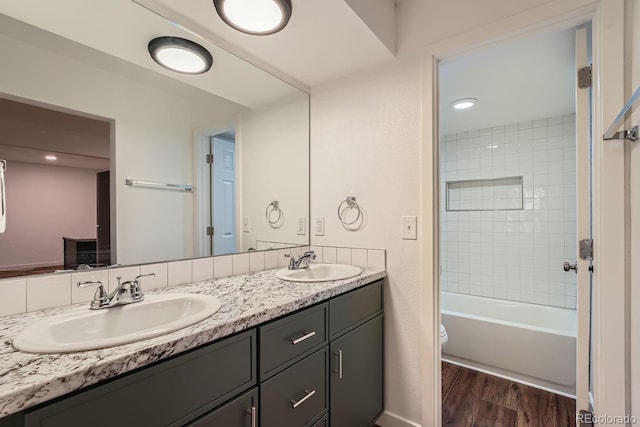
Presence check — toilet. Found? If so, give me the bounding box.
[440,324,448,351]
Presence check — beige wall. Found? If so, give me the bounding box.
[0,162,97,268]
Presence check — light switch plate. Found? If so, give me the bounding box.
[242,216,250,233]
[297,217,307,235]
[402,216,417,240]
[313,217,325,236]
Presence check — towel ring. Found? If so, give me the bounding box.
[338,196,361,226]
[265,200,282,225]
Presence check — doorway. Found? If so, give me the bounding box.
[436,23,592,426]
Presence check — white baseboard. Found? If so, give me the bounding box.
[376,411,421,427]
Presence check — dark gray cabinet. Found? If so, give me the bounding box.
[25,330,256,427]
[261,348,328,427]
[330,315,384,427]
[187,388,258,427]
[7,279,383,427]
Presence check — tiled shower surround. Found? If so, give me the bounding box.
[440,114,577,309]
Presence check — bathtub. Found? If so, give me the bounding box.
[441,291,577,396]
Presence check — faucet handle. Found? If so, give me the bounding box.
[130,273,155,300]
[77,280,108,309]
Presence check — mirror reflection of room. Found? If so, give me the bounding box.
[0,97,111,278]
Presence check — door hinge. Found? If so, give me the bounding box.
[206,226,214,236]
[206,154,214,164]
[579,239,593,261]
[577,409,594,427]
[578,65,592,89]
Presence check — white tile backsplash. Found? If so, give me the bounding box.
[0,244,386,318]
[168,260,192,287]
[0,278,26,317]
[440,114,577,309]
[27,274,71,312]
[192,258,214,282]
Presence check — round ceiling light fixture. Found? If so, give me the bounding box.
[148,37,213,74]
[213,0,292,35]
[450,98,478,110]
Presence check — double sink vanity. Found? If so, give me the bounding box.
[0,262,386,427]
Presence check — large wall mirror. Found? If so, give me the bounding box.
[0,0,309,278]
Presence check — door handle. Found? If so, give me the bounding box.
[563,261,578,273]
[333,350,343,379]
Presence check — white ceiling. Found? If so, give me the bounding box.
[439,27,577,135]
[138,0,397,87]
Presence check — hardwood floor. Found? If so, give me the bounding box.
[442,362,576,427]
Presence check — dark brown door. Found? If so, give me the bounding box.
[96,170,110,266]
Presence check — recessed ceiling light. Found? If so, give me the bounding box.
[213,0,292,35]
[148,37,213,74]
[45,155,57,161]
[451,98,478,110]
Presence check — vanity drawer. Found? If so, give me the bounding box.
[260,302,328,379]
[25,330,257,427]
[260,348,328,427]
[186,387,258,427]
[330,280,383,339]
[311,414,328,427]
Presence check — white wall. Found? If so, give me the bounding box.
[311,56,423,423]
[310,1,595,425]
[0,161,96,268]
[626,0,640,419]
[440,115,577,309]
[0,31,243,267]
[240,95,309,251]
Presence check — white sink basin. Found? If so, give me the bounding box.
[13,294,221,354]
[276,263,362,282]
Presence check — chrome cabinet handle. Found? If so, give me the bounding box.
[333,350,343,379]
[245,406,256,427]
[563,261,578,273]
[291,331,316,345]
[291,389,316,408]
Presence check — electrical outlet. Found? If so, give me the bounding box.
[402,216,417,240]
[313,217,325,236]
[297,217,307,235]
[242,216,250,233]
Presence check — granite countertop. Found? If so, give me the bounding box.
[0,267,386,418]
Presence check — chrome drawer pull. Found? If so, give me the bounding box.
[290,331,316,345]
[290,389,316,408]
[245,406,257,427]
[333,350,343,379]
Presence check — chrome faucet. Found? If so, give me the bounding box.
[285,251,317,270]
[77,273,155,310]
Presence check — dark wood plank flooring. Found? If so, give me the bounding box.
[442,362,576,427]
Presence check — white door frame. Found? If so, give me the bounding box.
[420,1,628,425]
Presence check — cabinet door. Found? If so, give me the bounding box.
[187,388,258,427]
[330,315,383,427]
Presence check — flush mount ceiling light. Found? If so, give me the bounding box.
[148,37,213,74]
[45,155,57,161]
[450,98,478,110]
[213,0,292,35]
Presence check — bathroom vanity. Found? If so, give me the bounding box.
[0,269,385,427]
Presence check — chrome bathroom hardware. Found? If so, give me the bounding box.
[265,200,282,225]
[563,261,578,273]
[333,350,343,379]
[603,85,640,141]
[77,273,155,309]
[284,251,316,270]
[124,178,193,191]
[0,159,6,172]
[338,196,361,225]
[291,331,316,345]
[290,389,316,409]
